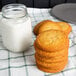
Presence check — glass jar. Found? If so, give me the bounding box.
[1,4,32,52]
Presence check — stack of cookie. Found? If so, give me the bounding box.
[34,30,69,73]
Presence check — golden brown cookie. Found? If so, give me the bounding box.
[34,42,68,58]
[56,22,72,35]
[36,63,67,73]
[35,53,68,63]
[33,20,53,35]
[36,56,68,69]
[35,30,69,52]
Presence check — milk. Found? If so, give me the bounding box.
[1,4,32,52]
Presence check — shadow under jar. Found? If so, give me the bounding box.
[1,4,32,52]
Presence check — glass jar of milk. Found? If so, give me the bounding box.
[1,4,32,52]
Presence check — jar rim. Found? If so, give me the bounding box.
[2,4,28,19]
